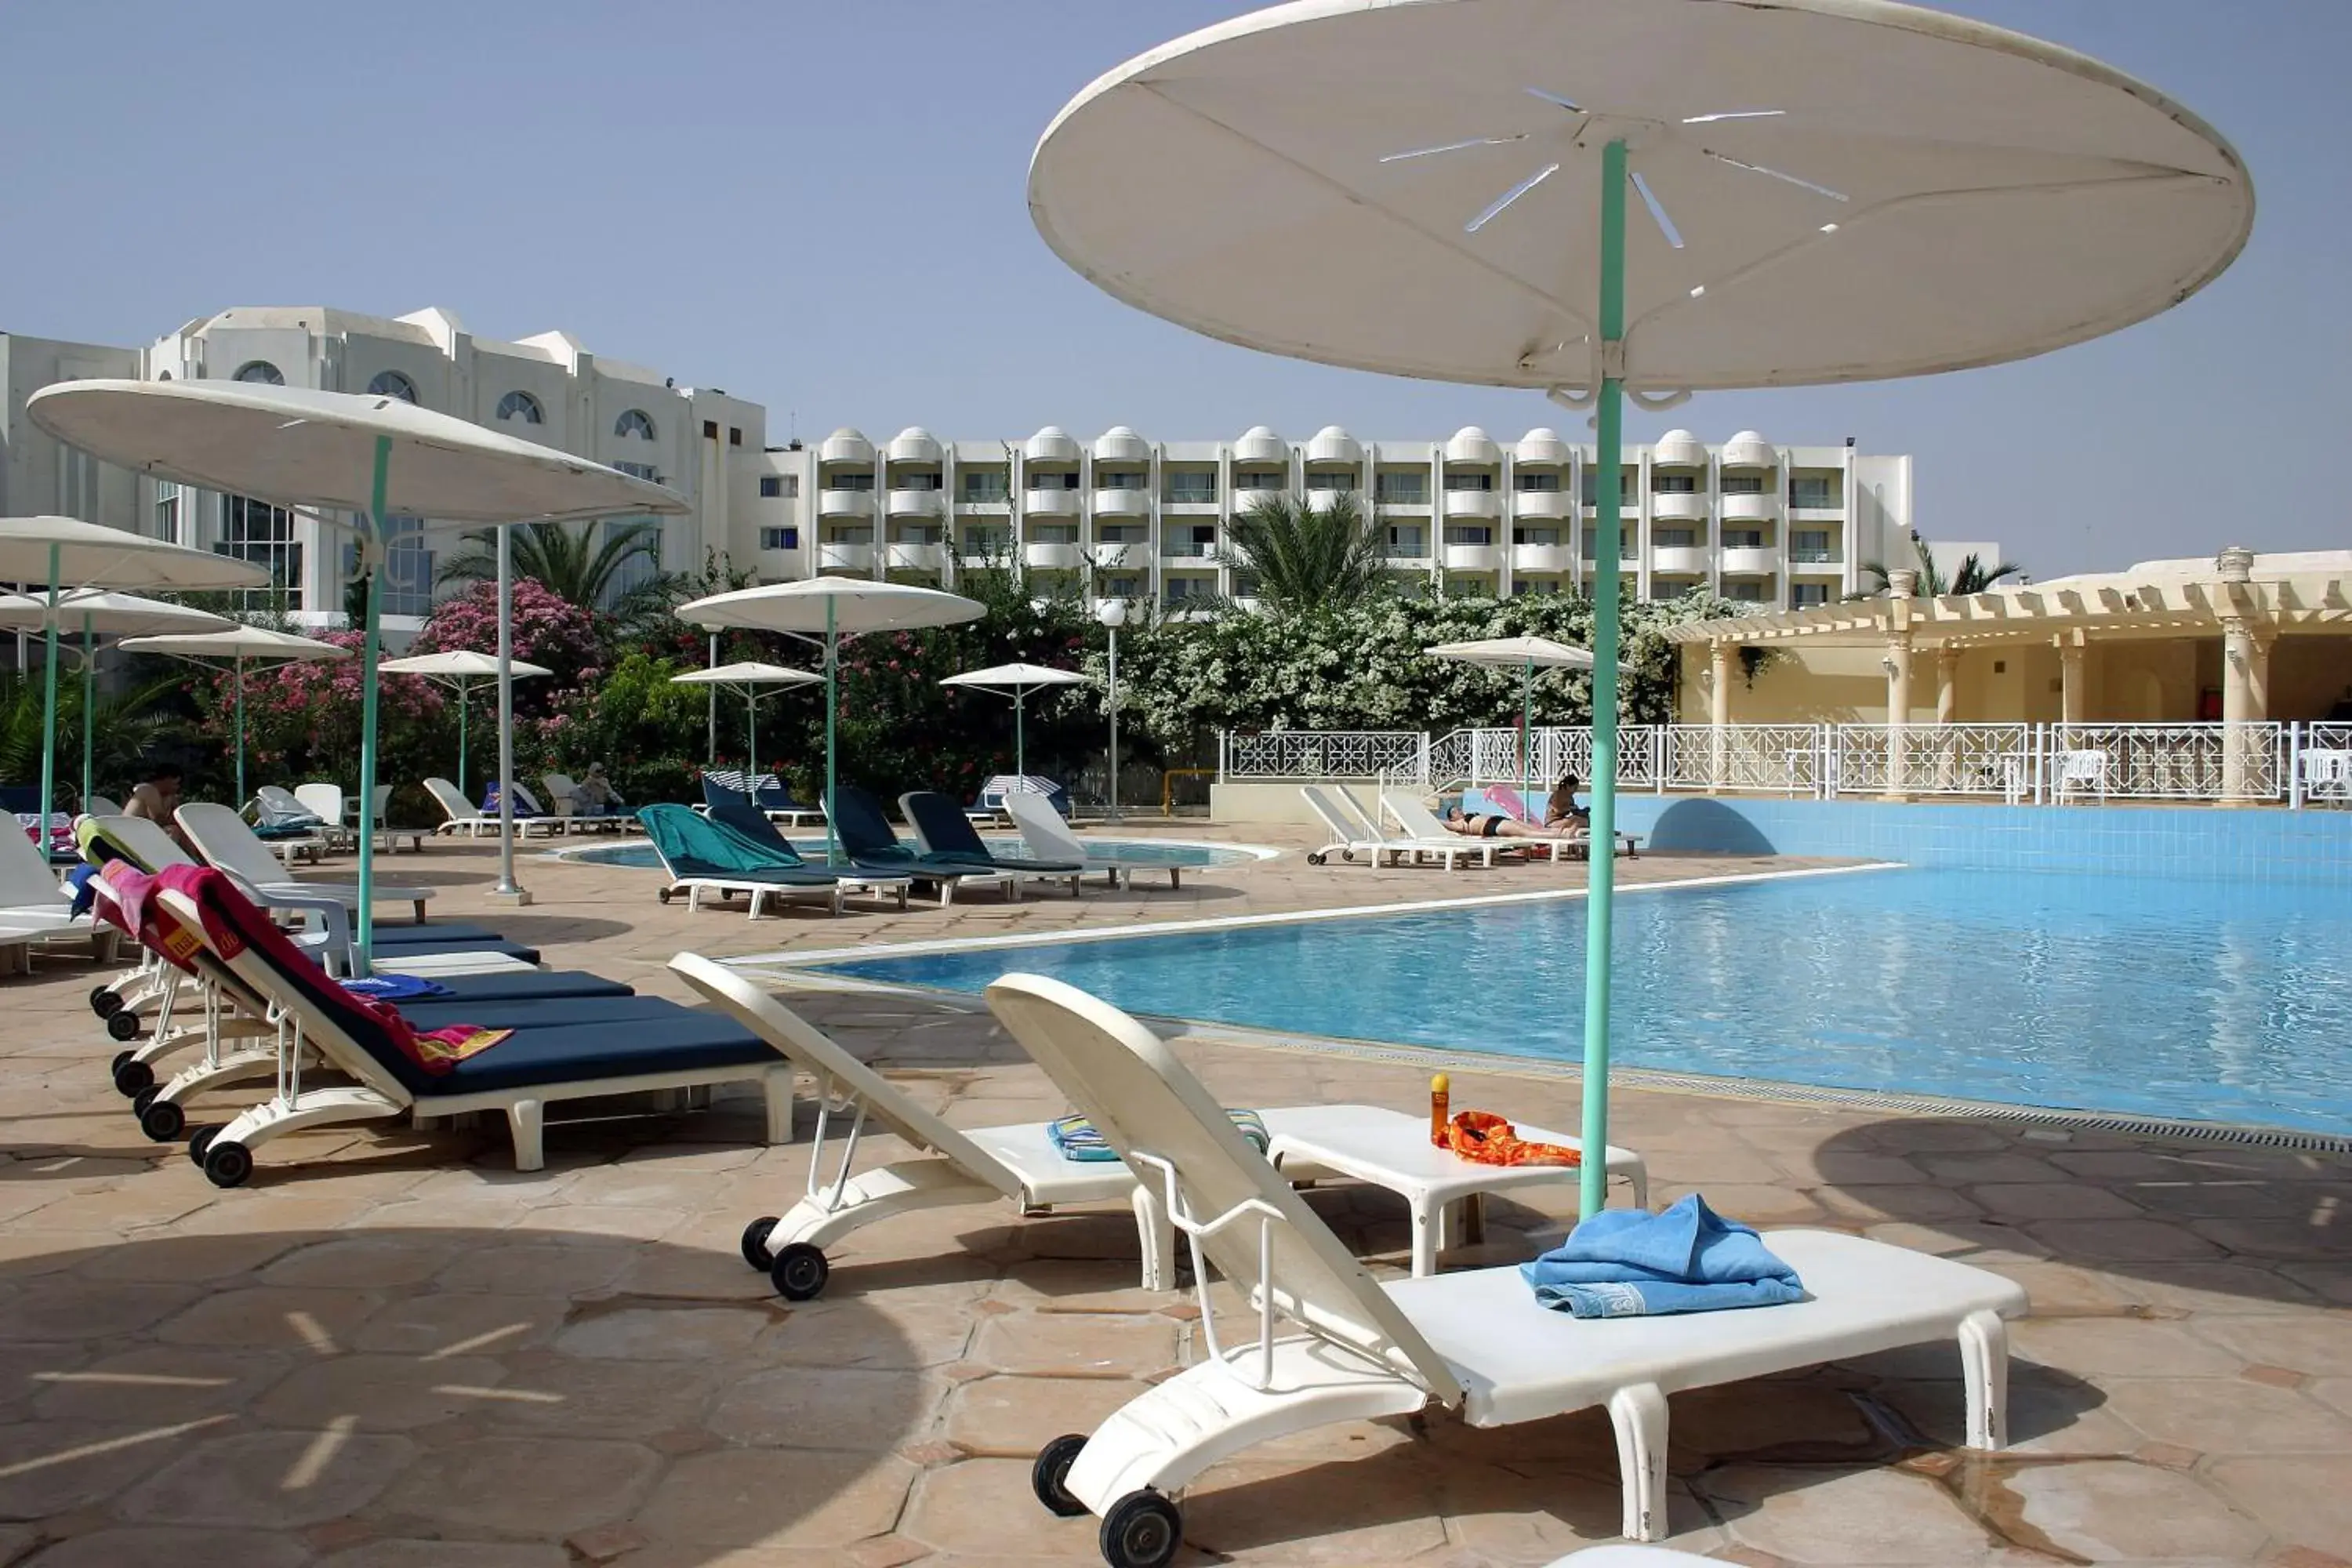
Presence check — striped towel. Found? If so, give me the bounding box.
[1049,1109,1269,1163]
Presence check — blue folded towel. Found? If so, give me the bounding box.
[1049,1109,1269,1162]
[66,864,100,918]
[1520,1194,1806,1319]
[343,974,453,1001]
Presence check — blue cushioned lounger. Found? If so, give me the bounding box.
[394,995,699,1030]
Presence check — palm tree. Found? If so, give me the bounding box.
[1855,534,2024,598]
[436,521,670,615]
[1222,492,1388,613]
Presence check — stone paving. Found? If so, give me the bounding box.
[0,823,2344,1566]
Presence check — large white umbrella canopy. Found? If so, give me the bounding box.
[941,662,1092,779]
[117,626,349,807]
[1031,0,2252,1222]
[379,650,555,800]
[678,578,985,860]
[27,380,688,967]
[1427,636,1595,805]
[670,662,824,802]
[0,516,267,833]
[0,591,231,808]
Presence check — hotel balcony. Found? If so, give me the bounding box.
[818,542,876,574]
[1650,543,1711,575]
[1443,541,1504,573]
[1721,543,1783,575]
[1230,486,1284,513]
[1442,488,1501,521]
[1512,490,1571,521]
[1788,546,1844,571]
[1512,542,1573,573]
[887,488,944,518]
[1093,540,1153,571]
[886,541,946,573]
[1304,488,1359,512]
[1719,491,1780,524]
[1650,489,1708,524]
[1024,540,1084,572]
[1093,488,1149,519]
[1024,488,1080,517]
[818,489,877,519]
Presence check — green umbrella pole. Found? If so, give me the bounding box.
[1521,659,1534,810]
[824,597,840,865]
[234,658,247,809]
[1578,138,1629,1221]
[456,682,469,800]
[1015,691,1026,779]
[38,544,58,842]
[81,615,95,808]
[748,687,759,803]
[354,434,392,974]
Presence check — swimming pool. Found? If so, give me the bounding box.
[815,867,2352,1133]
[563,836,1266,871]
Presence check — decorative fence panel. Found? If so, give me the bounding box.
[2049,722,2282,802]
[2297,723,2352,806]
[1666,724,1824,794]
[1831,724,2032,800]
[1221,730,1425,780]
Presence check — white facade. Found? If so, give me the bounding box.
[5,307,1955,627]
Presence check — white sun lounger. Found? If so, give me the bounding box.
[1298,785,1418,868]
[423,776,558,839]
[178,803,436,922]
[985,972,2027,1555]
[0,814,102,949]
[1375,789,1511,869]
[670,954,1642,1301]
[1004,791,1179,888]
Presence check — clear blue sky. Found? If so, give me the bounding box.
[2,2,2342,576]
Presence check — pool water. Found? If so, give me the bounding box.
[569,837,1255,870]
[818,867,2352,1132]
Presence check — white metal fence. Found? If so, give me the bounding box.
[1222,720,2347,808]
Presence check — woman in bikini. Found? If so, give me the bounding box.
[1439,804,1558,840]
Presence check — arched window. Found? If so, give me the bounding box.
[233,361,285,386]
[366,370,418,402]
[614,408,657,441]
[495,390,543,425]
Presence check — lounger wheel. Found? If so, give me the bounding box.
[106,1010,143,1042]
[130,1085,158,1119]
[138,1098,186,1143]
[1305,852,1326,866]
[1031,1433,1090,1518]
[187,1126,220,1167]
[768,1242,829,1301]
[201,1139,254,1189]
[657,887,673,904]
[739,1215,779,1271]
[92,985,122,1018]
[1099,1490,1181,1568]
[112,1055,154,1098]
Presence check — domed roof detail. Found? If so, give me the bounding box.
[1093,426,1150,463]
[1024,426,1081,463]
[1651,429,1707,468]
[1444,426,1500,464]
[1514,427,1571,464]
[1305,425,1362,464]
[887,426,942,463]
[818,427,873,465]
[1720,430,1776,469]
[1232,425,1287,464]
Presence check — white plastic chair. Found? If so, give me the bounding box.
[2053,749,2108,804]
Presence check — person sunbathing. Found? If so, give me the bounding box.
[1441,804,1561,840]
[1544,774,1592,835]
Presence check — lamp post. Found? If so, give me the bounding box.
[1096,597,1127,822]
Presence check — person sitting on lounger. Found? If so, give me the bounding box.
[124,759,194,852]
[1441,804,1558,840]
[574,763,623,815]
[1544,775,1592,835]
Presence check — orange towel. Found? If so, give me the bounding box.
[1444,1109,1581,1167]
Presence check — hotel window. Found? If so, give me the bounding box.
[1580,470,1638,504]
[614,408,658,441]
[1387,524,1427,556]
[1789,474,1839,507]
[1305,470,1357,492]
[760,526,799,551]
[1513,471,1562,492]
[729,427,742,446]
[1164,472,1217,503]
[1513,579,1563,597]
[826,471,875,492]
[1724,528,1765,549]
[615,461,659,483]
[1373,472,1427,504]
[757,476,782,499]
[233,361,284,385]
[1098,470,1146,490]
[1096,524,1146,543]
[1164,577,1210,601]
[960,471,1010,503]
[1443,471,1494,492]
[1652,473,1698,494]
[1029,523,1079,546]
[895,472,942,491]
[1790,583,1831,607]
[1232,470,1283,492]
[1719,474,1766,494]
[340,516,434,619]
[152,482,182,543]
[1029,470,1080,491]
[366,370,418,403]
[495,390,543,425]
[1655,528,1696,548]
[1727,581,1766,601]
[1443,524,1494,546]
[1105,575,1142,599]
[1512,526,1560,546]
[1791,529,1832,561]
[219,495,302,609]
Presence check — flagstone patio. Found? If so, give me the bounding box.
[0,826,2343,1566]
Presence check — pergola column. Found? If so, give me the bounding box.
[2058,637,2086,724]
[2216,546,2268,805]
[1708,638,1732,789]
[1935,646,1959,724]
[1882,570,1916,798]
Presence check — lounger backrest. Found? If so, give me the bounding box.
[0,814,70,909]
[899,792,992,860]
[985,973,1458,1396]
[542,775,577,812]
[1004,791,1091,862]
[1298,786,1367,845]
[1381,790,1452,840]
[154,877,425,1105]
[668,953,1023,1200]
[176,802,296,889]
[702,798,804,863]
[424,778,476,824]
[84,795,122,817]
[824,786,910,862]
[294,782,346,824]
[93,814,195,873]
[637,804,797,879]
[1331,786,1387,840]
